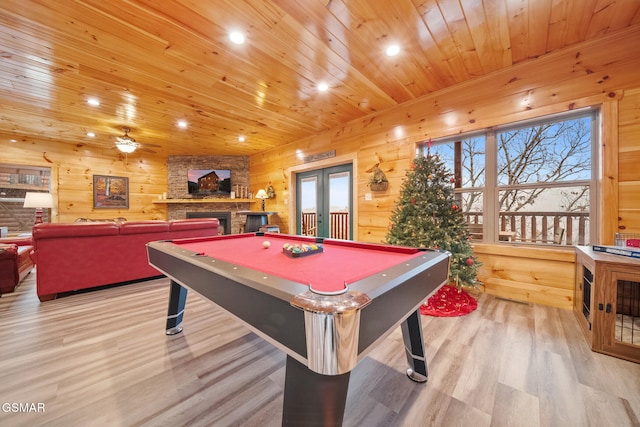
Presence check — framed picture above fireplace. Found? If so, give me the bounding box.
[188,169,231,196]
[93,175,129,209]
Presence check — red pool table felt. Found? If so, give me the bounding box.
[172,234,424,294]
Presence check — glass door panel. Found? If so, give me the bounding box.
[327,171,351,240]
[299,175,319,236]
[296,164,352,239]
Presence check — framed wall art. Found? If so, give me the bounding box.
[93,175,129,209]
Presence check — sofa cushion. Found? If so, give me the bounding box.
[119,221,169,235]
[169,218,219,231]
[33,222,120,239]
[0,236,34,246]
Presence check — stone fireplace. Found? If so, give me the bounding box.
[186,211,231,235]
[167,155,250,200]
[163,156,254,235]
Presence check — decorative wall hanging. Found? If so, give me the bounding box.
[367,163,388,191]
[93,175,129,209]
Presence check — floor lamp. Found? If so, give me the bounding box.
[23,192,53,224]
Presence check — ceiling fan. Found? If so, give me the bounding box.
[113,127,160,154]
[115,127,139,153]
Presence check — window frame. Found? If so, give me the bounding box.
[419,107,599,246]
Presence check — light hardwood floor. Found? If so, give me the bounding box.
[1,270,639,427]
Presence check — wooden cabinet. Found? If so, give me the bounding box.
[574,246,640,363]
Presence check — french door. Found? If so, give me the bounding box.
[296,164,353,240]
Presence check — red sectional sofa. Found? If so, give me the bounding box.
[0,236,35,295]
[31,219,219,301]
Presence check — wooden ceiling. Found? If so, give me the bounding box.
[1,0,639,157]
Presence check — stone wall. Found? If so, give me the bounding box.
[167,155,250,199]
[166,155,253,234]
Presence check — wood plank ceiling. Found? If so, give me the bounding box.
[1,0,639,157]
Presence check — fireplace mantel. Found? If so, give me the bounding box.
[153,198,255,204]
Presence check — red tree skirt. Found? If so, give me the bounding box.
[420,285,478,317]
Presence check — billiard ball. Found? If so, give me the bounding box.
[263,240,271,249]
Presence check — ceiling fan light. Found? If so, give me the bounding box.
[116,127,139,153]
[115,137,139,153]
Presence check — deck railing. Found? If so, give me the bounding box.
[465,211,590,245]
[301,211,589,245]
[301,212,350,240]
[301,212,317,236]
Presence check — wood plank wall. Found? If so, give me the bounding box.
[250,26,640,310]
[618,88,640,230]
[0,28,638,309]
[0,138,168,224]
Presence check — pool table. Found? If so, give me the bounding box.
[146,233,450,426]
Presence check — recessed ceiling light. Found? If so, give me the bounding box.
[317,82,329,92]
[86,132,95,137]
[393,126,405,139]
[229,31,245,45]
[386,44,400,57]
[238,135,246,142]
[87,98,100,106]
[9,139,17,143]
[177,120,188,129]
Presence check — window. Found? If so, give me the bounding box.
[420,109,597,246]
[0,163,52,233]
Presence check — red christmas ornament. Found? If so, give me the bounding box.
[450,177,456,183]
[452,204,458,210]
[411,198,416,205]
[466,257,474,266]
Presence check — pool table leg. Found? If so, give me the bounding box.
[166,280,188,335]
[401,309,428,382]
[282,355,350,427]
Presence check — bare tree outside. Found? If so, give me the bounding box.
[497,118,591,212]
[422,111,594,244]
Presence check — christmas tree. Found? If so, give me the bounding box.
[386,153,481,287]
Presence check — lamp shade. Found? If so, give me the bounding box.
[255,189,268,199]
[23,192,53,208]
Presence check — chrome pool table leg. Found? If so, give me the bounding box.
[166,280,188,335]
[401,309,428,383]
